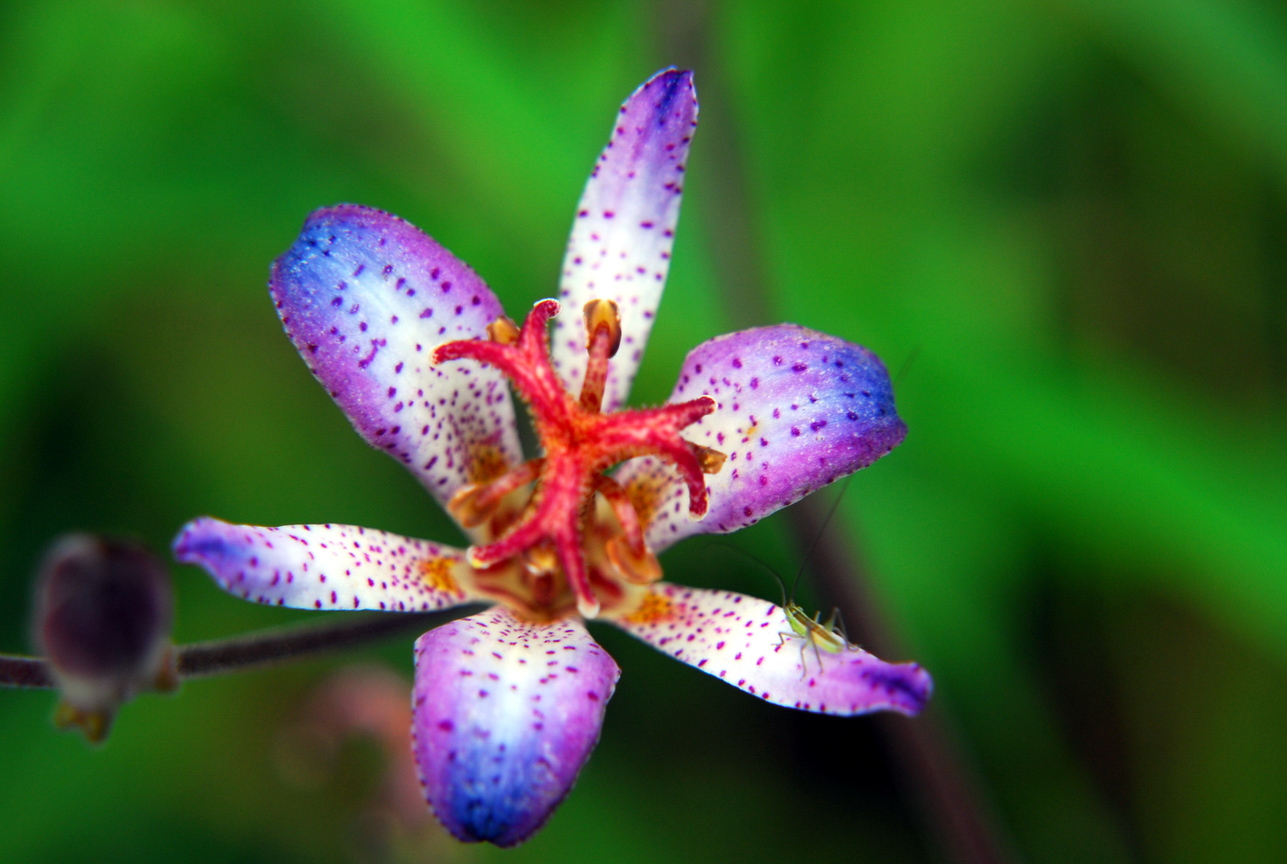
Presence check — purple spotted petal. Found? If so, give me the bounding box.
[271,205,522,512]
[615,325,907,552]
[551,68,698,411]
[412,607,619,847]
[173,518,481,612]
[611,584,930,716]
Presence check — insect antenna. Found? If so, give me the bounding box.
[892,345,920,386]
[699,472,853,611]
[788,474,855,607]
[698,542,788,606]
[701,478,859,675]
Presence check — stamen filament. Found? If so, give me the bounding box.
[448,458,545,528]
[596,475,662,585]
[595,475,647,555]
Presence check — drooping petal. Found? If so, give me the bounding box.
[412,607,619,847]
[550,68,698,411]
[271,205,523,511]
[615,325,907,552]
[609,584,930,716]
[173,518,481,612]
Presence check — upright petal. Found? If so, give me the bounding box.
[615,325,907,552]
[271,205,523,511]
[173,518,481,612]
[610,584,931,716]
[551,69,698,411]
[412,607,619,847]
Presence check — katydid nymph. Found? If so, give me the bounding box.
[777,597,854,676]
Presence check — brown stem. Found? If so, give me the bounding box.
[655,4,1017,861]
[0,607,479,690]
[787,496,1017,864]
[0,654,55,688]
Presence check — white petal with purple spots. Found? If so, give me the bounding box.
[551,68,698,411]
[412,607,619,847]
[173,518,479,612]
[271,205,522,510]
[611,584,931,716]
[615,325,907,552]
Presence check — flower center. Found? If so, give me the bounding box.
[433,299,724,618]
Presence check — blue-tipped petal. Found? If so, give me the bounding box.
[271,205,523,514]
[173,518,482,612]
[412,607,620,847]
[614,325,907,552]
[551,68,698,411]
[610,584,931,716]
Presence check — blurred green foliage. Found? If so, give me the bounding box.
[2,0,1286,861]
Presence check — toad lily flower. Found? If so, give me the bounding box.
[174,69,930,847]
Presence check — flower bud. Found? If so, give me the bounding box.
[33,535,177,743]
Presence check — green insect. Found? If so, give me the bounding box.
[777,595,855,675]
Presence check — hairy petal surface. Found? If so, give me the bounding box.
[551,68,698,410]
[271,205,522,510]
[616,325,907,552]
[173,518,480,612]
[611,584,931,716]
[412,607,619,847]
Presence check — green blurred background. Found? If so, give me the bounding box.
[2,0,1286,861]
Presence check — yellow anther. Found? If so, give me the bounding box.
[582,299,622,359]
[486,315,521,345]
[691,444,727,475]
[446,482,494,529]
[605,536,662,585]
[523,543,561,578]
[450,457,542,529]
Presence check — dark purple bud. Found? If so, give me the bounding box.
[33,535,176,742]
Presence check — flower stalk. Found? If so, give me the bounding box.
[1,608,472,689]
